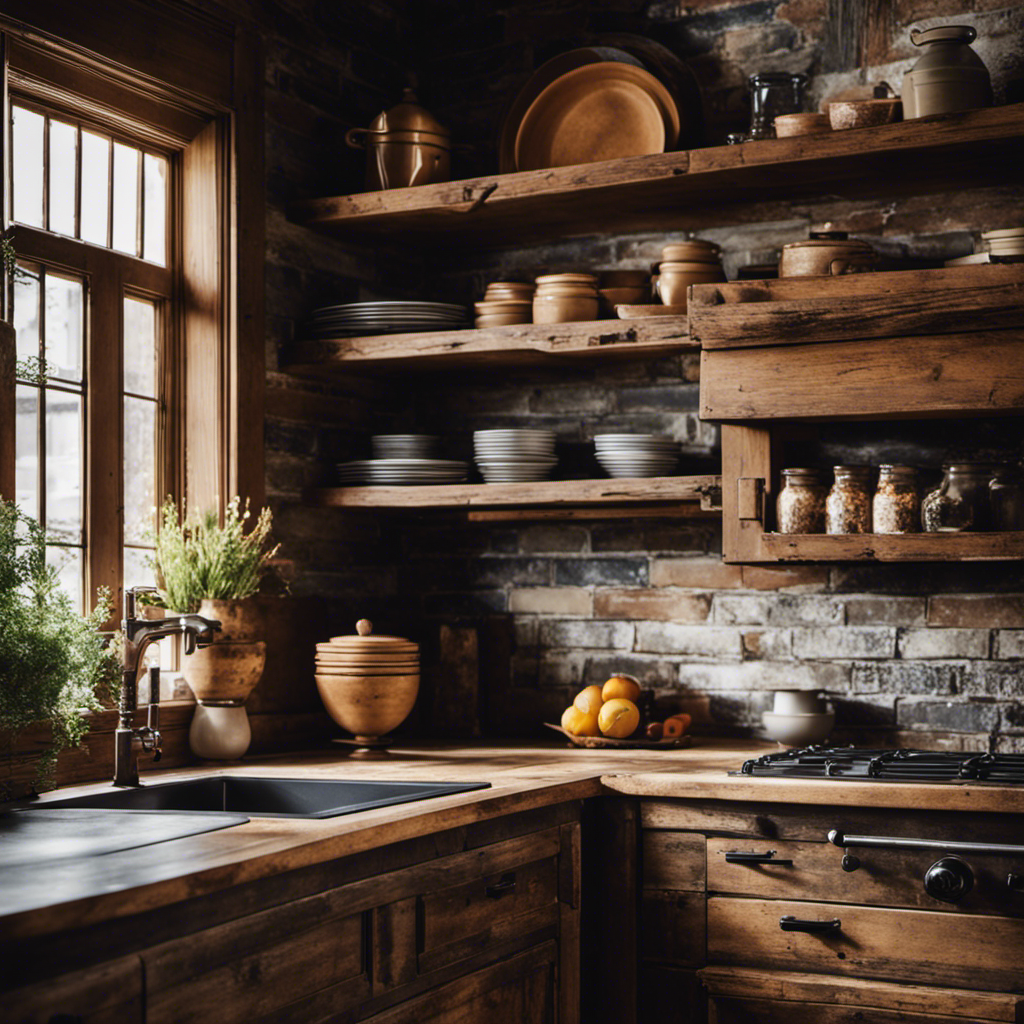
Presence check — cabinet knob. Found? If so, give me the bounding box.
[924,857,974,903]
[485,872,516,898]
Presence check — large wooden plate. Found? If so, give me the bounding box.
[544,723,692,749]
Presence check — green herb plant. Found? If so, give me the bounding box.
[150,496,280,613]
[0,500,120,794]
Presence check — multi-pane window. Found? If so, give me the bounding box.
[10,100,174,616]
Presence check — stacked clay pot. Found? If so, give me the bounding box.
[315,619,419,744]
[475,281,534,327]
[652,241,726,309]
[533,273,599,323]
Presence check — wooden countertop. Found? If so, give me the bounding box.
[4,737,1024,940]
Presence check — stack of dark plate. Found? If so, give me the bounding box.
[309,301,468,337]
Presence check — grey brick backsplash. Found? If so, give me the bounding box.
[793,627,896,660]
[898,628,990,660]
[616,384,700,413]
[844,596,927,626]
[539,619,634,650]
[554,558,648,587]
[995,631,1024,659]
[852,661,962,695]
[519,525,589,553]
[830,695,898,728]
[583,655,680,688]
[962,662,1024,699]
[677,660,851,692]
[768,595,846,627]
[742,629,793,660]
[474,556,552,588]
[713,593,772,625]
[635,622,741,659]
[897,698,1000,734]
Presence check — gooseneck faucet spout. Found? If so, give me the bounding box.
[114,586,221,787]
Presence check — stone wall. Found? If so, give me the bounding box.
[262,0,1024,749]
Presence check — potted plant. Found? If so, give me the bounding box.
[0,500,120,797]
[150,496,280,759]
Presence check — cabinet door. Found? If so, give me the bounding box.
[6,955,143,1024]
[359,942,557,1024]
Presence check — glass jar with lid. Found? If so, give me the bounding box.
[921,463,996,532]
[777,468,826,533]
[991,464,1024,531]
[826,466,873,534]
[873,465,920,534]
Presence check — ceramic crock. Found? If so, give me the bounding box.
[902,25,992,119]
[778,239,876,278]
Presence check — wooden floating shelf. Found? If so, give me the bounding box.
[285,317,694,376]
[291,104,1024,246]
[309,475,722,516]
[762,532,1024,562]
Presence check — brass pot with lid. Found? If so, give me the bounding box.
[346,88,451,191]
[902,25,992,119]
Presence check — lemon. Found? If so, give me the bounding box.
[573,684,605,715]
[602,674,641,703]
[598,698,640,739]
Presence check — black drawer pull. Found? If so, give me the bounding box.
[485,872,517,898]
[1008,873,1024,892]
[725,850,793,865]
[780,915,841,934]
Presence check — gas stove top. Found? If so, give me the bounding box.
[739,747,1024,783]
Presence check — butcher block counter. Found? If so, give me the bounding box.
[5,739,1024,1024]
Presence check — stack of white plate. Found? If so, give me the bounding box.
[594,434,679,478]
[473,429,557,483]
[982,227,1024,257]
[309,301,468,337]
[337,459,468,485]
[370,434,438,459]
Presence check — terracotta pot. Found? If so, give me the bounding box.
[315,673,419,739]
[183,640,267,704]
[198,597,264,643]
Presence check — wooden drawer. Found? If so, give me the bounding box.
[643,831,705,891]
[708,896,1024,991]
[707,837,1024,916]
[418,844,560,974]
[640,890,706,966]
[701,967,1024,1024]
[7,955,143,1024]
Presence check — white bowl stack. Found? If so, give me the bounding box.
[594,434,680,478]
[473,428,557,483]
[370,434,439,459]
[982,227,1024,257]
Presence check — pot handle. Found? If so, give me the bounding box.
[345,127,373,150]
[910,25,976,47]
[828,255,875,276]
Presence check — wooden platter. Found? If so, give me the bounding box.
[544,723,692,749]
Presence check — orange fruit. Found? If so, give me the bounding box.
[663,717,685,739]
[598,698,640,738]
[573,684,605,715]
[602,674,641,703]
[573,710,601,736]
[667,712,692,732]
[561,705,582,732]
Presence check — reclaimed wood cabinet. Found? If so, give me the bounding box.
[4,803,581,1024]
[637,797,1024,1024]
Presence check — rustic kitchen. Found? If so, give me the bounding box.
[2,0,1024,1021]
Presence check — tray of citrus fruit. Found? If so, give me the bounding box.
[547,674,692,749]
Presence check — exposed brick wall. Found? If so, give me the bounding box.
[257,0,1024,750]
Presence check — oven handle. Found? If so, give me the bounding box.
[724,850,793,865]
[829,829,1024,858]
[779,915,841,934]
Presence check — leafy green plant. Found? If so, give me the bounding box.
[0,500,120,793]
[150,496,280,613]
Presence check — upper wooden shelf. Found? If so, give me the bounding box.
[762,532,1024,562]
[292,105,1024,247]
[285,317,693,376]
[309,475,722,519]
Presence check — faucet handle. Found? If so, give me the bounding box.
[125,585,160,619]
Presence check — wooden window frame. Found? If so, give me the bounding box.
[0,0,265,620]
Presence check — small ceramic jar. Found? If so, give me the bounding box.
[922,463,996,532]
[776,468,826,534]
[873,465,920,534]
[826,465,873,534]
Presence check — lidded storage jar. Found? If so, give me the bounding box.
[873,465,920,534]
[826,465,873,534]
[902,25,992,119]
[777,468,826,534]
[922,463,996,532]
[345,89,451,191]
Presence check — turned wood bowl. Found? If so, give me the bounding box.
[315,672,420,740]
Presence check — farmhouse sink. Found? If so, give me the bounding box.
[38,775,491,819]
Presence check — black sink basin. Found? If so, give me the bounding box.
[39,776,491,819]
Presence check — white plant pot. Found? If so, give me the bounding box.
[189,703,252,760]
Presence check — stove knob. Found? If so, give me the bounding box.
[924,857,974,903]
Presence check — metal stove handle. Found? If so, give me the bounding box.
[828,829,1024,858]
[780,915,841,934]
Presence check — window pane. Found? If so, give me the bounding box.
[124,296,157,396]
[12,105,44,228]
[124,396,156,545]
[14,384,38,518]
[49,120,78,237]
[47,545,82,613]
[46,389,83,544]
[14,264,41,364]
[45,274,84,382]
[80,130,110,246]
[143,154,167,265]
[124,545,156,592]
[112,142,139,255]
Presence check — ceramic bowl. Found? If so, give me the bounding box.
[662,242,719,262]
[773,689,825,714]
[476,312,532,327]
[474,299,533,314]
[774,112,832,137]
[762,709,835,747]
[827,98,902,130]
[533,295,599,323]
[315,673,420,739]
[599,286,649,306]
[654,270,726,306]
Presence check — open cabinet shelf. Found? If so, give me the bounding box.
[285,317,694,376]
[761,532,1024,562]
[291,104,1024,247]
[308,474,722,520]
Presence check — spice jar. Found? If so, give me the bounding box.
[873,465,920,534]
[777,468,826,534]
[991,465,1024,531]
[826,466,873,534]
[921,463,996,532]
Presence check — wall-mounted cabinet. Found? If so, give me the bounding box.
[696,264,1024,563]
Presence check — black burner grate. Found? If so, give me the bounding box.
[739,747,1024,783]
